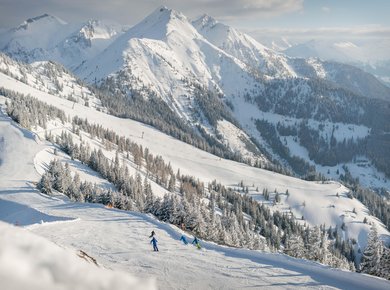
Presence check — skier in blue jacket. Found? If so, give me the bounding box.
[150,237,159,251]
[180,235,188,245]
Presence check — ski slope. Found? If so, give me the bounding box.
[29,201,390,290]
[1,72,390,289]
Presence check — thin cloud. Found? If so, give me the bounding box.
[246,25,390,40]
[167,0,304,20]
[321,6,331,13]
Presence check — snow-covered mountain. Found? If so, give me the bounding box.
[0,14,72,61]
[77,7,257,104]
[288,57,390,101]
[284,39,390,87]
[0,14,123,69]
[75,7,390,105]
[0,53,103,109]
[192,15,390,101]
[192,14,296,78]
[53,19,123,70]
[75,7,269,163]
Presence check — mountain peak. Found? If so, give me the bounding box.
[193,14,218,29]
[136,5,188,28]
[77,19,118,40]
[26,14,52,22]
[122,6,195,41]
[153,6,187,22]
[158,6,170,13]
[16,14,67,31]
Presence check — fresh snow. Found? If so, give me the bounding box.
[0,222,155,290]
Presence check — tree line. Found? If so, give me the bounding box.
[2,87,67,130]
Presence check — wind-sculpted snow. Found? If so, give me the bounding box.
[0,198,73,226]
[0,221,156,290]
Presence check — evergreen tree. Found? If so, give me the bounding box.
[360,225,383,275]
[306,226,322,261]
[285,234,305,258]
[38,172,53,194]
[378,246,390,280]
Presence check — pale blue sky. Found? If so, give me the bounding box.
[239,0,390,29]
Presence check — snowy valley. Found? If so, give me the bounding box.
[1,5,390,290]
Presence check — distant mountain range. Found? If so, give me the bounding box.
[283,39,390,87]
[0,14,123,70]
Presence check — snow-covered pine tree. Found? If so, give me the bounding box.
[168,174,176,192]
[68,172,82,201]
[378,246,390,279]
[143,178,155,214]
[319,231,332,264]
[38,171,53,194]
[306,226,322,261]
[360,225,383,275]
[284,234,305,258]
